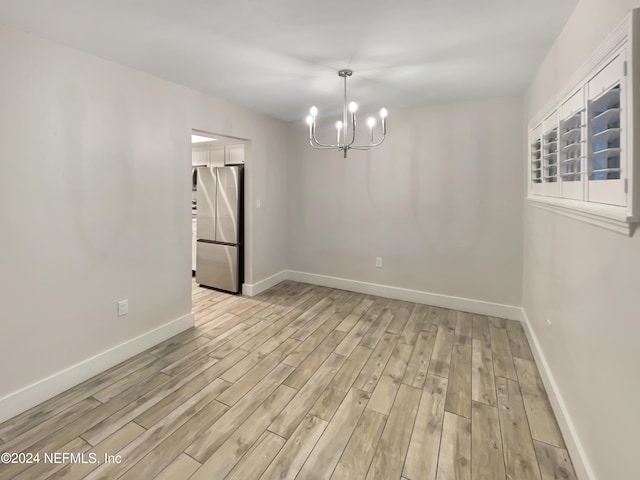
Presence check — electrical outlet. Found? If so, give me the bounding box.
[118,300,129,317]
[375,257,383,268]
[256,199,261,209]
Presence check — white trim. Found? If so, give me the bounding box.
[529,11,631,129]
[285,270,522,321]
[242,270,289,296]
[520,308,596,480]
[528,196,639,235]
[0,313,194,423]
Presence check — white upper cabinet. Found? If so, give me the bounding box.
[192,143,245,167]
[526,9,640,235]
[225,144,245,165]
[192,149,209,166]
[209,146,225,167]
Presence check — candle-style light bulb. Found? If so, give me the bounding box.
[310,106,318,117]
[379,108,388,135]
[306,115,313,139]
[348,102,358,113]
[367,117,376,143]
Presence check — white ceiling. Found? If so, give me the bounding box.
[0,0,577,121]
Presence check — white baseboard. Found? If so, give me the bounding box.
[243,270,289,297]
[521,308,595,480]
[282,270,522,320]
[0,313,194,424]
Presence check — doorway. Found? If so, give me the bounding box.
[190,130,248,303]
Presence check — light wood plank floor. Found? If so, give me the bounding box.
[0,281,577,480]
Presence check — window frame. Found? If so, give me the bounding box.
[526,11,640,236]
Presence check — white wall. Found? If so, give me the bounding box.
[523,1,640,479]
[287,97,524,309]
[0,24,288,418]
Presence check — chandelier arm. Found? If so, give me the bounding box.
[350,134,387,150]
[346,113,357,147]
[308,139,339,149]
[311,130,340,148]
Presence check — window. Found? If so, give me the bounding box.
[527,11,639,235]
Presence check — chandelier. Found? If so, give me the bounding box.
[306,69,387,158]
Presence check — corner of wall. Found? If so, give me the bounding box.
[520,308,596,480]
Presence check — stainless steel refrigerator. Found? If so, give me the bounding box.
[195,166,243,293]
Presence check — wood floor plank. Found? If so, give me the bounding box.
[472,314,491,348]
[445,344,472,418]
[269,353,345,438]
[84,380,229,480]
[115,398,228,480]
[13,435,90,480]
[367,383,421,480]
[361,308,396,349]
[402,331,436,388]
[385,300,414,334]
[513,358,564,448]
[283,330,346,390]
[454,312,473,346]
[336,297,376,332]
[335,298,388,357]
[154,332,226,364]
[489,325,517,380]
[309,346,372,422]
[489,316,507,329]
[367,343,413,415]
[282,311,348,367]
[220,326,297,383]
[331,409,387,480]
[185,362,294,462]
[133,357,222,428]
[161,343,243,378]
[533,441,577,480]
[207,318,273,358]
[436,412,471,480]
[0,397,101,455]
[427,323,456,378]
[190,384,297,479]
[423,306,447,334]
[506,320,534,361]
[353,332,398,393]
[48,422,145,480]
[217,338,300,406]
[154,454,201,480]
[471,401,506,480]
[471,339,497,407]
[225,431,286,480]
[289,297,334,329]
[0,352,156,442]
[403,375,448,480]
[197,322,252,357]
[82,365,228,446]
[298,388,369,479]
[292,300,343,341]
[0,369,175,478]
[399,304,424,346]
[495,376,542,480]
[259,414,327,480]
